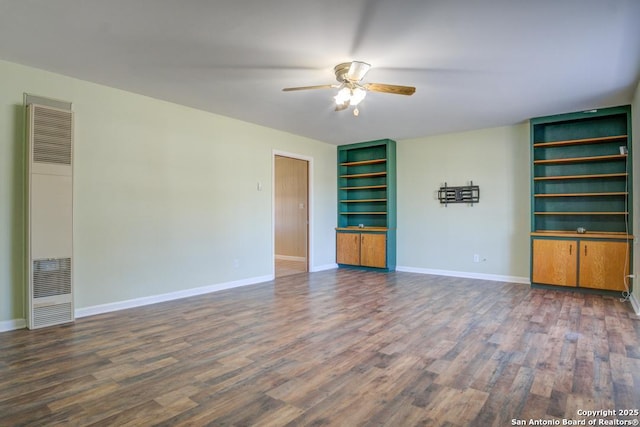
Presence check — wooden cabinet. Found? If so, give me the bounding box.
[360,233,387,268]
[532,238,629,292]
[336,139,396,271]
[336,232,360,265]
[336,231,387,269]
[529,105,633,293]
[532,239,577,287]
[579,240,629,291]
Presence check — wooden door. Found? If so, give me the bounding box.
[532,239,577,287]
[336,232,360,265]
[579,240,629,291]
[360,233,386,268]
[274,155,308,275]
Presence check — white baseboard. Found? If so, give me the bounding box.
[396,265,530,285]
[311,263,338,272]
[0,318,26,332]
[75,274,273,319]
[630,293,640,316]
[275,255,306,262]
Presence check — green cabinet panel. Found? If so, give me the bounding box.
[336,139,396,271]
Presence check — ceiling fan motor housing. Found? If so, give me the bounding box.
[334,62,353,83]
[334,61,371,83]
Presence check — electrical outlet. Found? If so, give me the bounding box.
[233,259,240,268]
[473,254,480,263]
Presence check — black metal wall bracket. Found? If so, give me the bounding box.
[438,181,480,206]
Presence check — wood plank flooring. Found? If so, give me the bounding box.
[1,269,638,426]
[275,259,307,278]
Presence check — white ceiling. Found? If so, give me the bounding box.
[1,0,639,145]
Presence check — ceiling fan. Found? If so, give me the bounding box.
[282,61,416,116]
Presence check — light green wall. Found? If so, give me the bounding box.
[0,65,25,325]
[632,79,640,308]
[397,124,531,279]
[0,59,336,323]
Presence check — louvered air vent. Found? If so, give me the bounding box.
[32,106,72,165]
[33,258,72,298]
[33,303,73,329]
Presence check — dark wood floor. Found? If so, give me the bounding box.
[1,269,638,426]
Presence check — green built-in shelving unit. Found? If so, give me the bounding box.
[336,139,396,271]
[530,105,633,293]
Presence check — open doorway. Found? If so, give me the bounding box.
[274,154,309,277]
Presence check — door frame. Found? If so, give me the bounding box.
[272,150,313,275]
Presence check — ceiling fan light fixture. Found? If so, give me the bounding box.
[334,86,351,105]
[334,85,367,107]
[350,86,367,106]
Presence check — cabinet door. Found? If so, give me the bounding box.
[336,232,360,265]
[532,239,577,287]
[360,233,386,268]
[579,241,629,291]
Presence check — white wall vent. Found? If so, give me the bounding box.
[32,107,73,165]
[27,103,74,329]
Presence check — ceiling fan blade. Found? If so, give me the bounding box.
[347,61,371,82]
[282,84,337,92]
[365,83,416,96]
